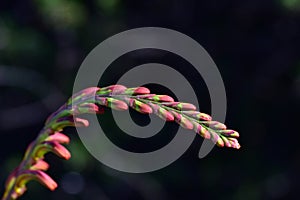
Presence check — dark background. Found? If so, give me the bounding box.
[0,0,299,199]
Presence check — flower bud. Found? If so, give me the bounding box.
[171,111,193,129]
[16,170,57,191]
[30,160,49,171]
[129,99,153,114]
[149,103,174,121]
[193,123,210,139]
[152,95,174,102]
[201,121,227,130]
[124,87,150,95]
[197,113,212,121]
[220,135,231,148]
[219,130,239,138]
[46,132,70,144]
[100,84,127,94]
[33,141,71,160]
[164,102,197,111]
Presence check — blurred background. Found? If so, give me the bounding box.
[0,0,299,199]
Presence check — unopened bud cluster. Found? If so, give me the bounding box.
[2,84,240,200]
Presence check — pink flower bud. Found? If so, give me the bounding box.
[177,103,197,111]
[228,138,241,149]
[197,113,212,121]
[101,84,127,94]
[124,87,151,95]
[33,141,71,160]
[220,135,231,148]
[75,103,104,114]
[149,103,174,121]
[171,111,193,129]
[108,98,129,111]
[216,137,225,147]
[70,87,100,104]
[16,170,57,191]
[74,117,89,127]
[129,99,153,114]
[219,130,239,138]
[193,123,210,139]
[30,160,49,171]
[202,121,227,130]
[46,132,70,144]
[209,130,220,143]
[162,102,197,111]
[152,95,174,102]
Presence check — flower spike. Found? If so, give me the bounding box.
[2,84,240,200]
